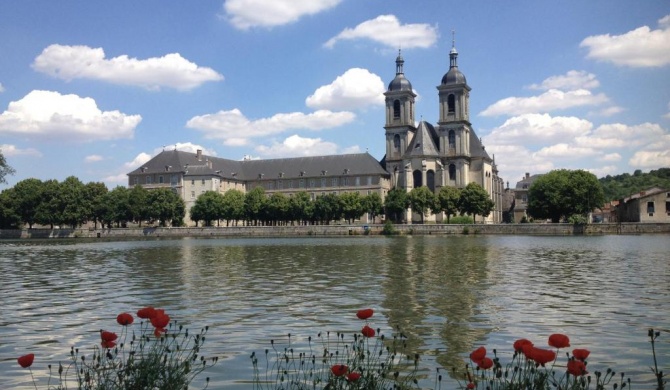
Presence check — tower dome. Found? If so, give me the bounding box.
[441,40,467,85]
[388,50,413,91]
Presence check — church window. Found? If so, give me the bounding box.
[413,170,422,188]
[393,134,400,150]
[448,130,456,149]
[427,170,435,192]
[449,164,456,181]
[448,94,455,113]
[393,100,401,119]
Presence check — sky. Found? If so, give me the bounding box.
[1,1,669,190]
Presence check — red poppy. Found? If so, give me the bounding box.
[154,327,166,338]
[331,364,349,376]
[477,357,494,370]
[150,311,170,329]
[469,346,486,363]
[361,325,375,338]
[100,331,118,342]
[101,340,117,349]
[116,312,134,326]
[548,334,570,349]
[525,347,556,365]
[356,309,374,320]
[513,338,534,352]
[346,372,361,382]
[466,383,475,389]
[567,359,588,376]
[137,306,156,319]
[572,348,590,361]
[17,354,34,368]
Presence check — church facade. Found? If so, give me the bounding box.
[127,43,505,224]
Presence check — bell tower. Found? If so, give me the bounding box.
[384,50,416,164]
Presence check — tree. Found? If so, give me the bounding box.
[339,192,365,224]
[408,186,437,224]
[34,179,61,229]
[85,182,109,229]
[146,188,185,227]
[0,149,15,184]
[288,191,313,225]
[528,169,605,223]
[105,186,131,227]
[128,185,149,226]
[221,189,245,226]
[384,187,409,223]
[59,176,89,228]
[190,191,225,226]
[458,182,494,223]
[437,186,461,223]
[265,192,290,226]
[12,178,43,228]
[244,187,266,225]
[0,189,20,228]
[362,192,383,223]
[313,193,342,224]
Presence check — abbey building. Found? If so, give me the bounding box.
[127,43,505,224]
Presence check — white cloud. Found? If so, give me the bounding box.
[123,153,152,169]
[0,144,42,157]
[588,165,620,178]
[599,153,622,162]
[664,102,670,119]
[0,90,141,140]
[590,106,624,117]
[484,144,555,184]
[306,68,385,111]
[33,44,223,91]
[533,143,599,159]
[186,108,356,145]
[527,70,600,91]
[629,150,670,169]
[580,15,670,67]
[102,173,129,185]
[324,15,438,49]
[152,142,217,156]
[84,155,104,163]
[480,89,609,117]
[255,134,351,158]
[483,113,593,146]
[578,122,666,149]
[223,0,342,30]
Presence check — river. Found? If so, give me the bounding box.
[1,235,668,389]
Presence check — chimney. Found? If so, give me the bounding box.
[206,159,212,169]
[196,149,202,161]
[525,172,530,179]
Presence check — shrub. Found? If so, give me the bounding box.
[448,216,474,224]
[382,220,397,235]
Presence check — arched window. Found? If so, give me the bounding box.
[447,94,455,114]
[449,164,456,181]
[427,170,435,192]
[393,134,400,150]
[393,100,401,119]
[413,170,422,188]
[448,130,456,149]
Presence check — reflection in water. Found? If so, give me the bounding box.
[0,236,669,389]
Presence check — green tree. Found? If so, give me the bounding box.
[437,186,461,223]
[288,191,313,225]
[146,188,185,227]
[59,176,89,228]
[384,187,409,223]
[105,186,131,227]
[244,186,266,225]
[528,169,605,223]
[265,192,290,226]
[362,192,383,223]
[85,182,109,229]
[221,189,245,226]
[0,189,20,228]
[458,182,494,223]
[339,192,365,224]
[408,186,437,224]
[313,193,342,224]
[190,191,225,226]
[128,185,149,226]
[34,179,61,229]
[12,178,43,228]
[0,149,15,184]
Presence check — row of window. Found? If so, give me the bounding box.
[134,174,180,185]
[259,176,374,190]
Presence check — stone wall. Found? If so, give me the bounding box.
[2,223,670,239]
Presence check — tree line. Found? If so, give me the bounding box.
[0,176,495,229]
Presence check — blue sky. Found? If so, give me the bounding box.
[1,1,669,190]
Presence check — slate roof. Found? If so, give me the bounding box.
[406,121,439,157]
[128,150,389,181]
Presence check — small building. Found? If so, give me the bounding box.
[616,187,670,223]
[513,172,543,222]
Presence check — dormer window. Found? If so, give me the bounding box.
[300,171,306,177]
[343,169,349,174]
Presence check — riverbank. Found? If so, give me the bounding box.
[1,222,669,239]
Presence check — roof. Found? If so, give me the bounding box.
[406,121,439,157]
[622,187,668,202]
[128,150,389,181]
